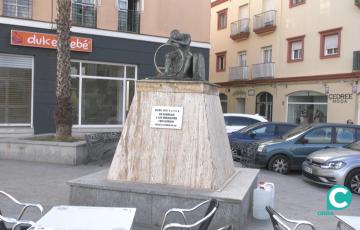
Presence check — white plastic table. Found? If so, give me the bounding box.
[336,215,360,230]
[35,205,136,230]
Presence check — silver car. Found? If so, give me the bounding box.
[302,141,360,194]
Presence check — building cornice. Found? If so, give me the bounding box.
[215,72,360,87]
[0,16,211,49]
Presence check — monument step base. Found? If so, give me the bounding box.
[68,167,259,230]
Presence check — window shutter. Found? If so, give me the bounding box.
[324,35,338,49]
[0,54,32,124]
[354,51,360,71]
[291,41,302,51]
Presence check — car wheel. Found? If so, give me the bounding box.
[345,169,360,195]
[268,155,290,174]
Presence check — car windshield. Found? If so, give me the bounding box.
[235,123,263,134]
[345,141,360,151]
[281,125,309,139]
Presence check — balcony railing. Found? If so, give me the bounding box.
[118,10,140,33]
[72,2,97,28]
[252,63,275,79]
[230,19,250,41]
[253,10,276,34]
[229,66,248,80]
[2,0,32,19]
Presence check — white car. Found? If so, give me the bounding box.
[223,113,268,133]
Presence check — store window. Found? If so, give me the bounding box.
[70,61,137,126]
[220,93,228,113]
[287,91,327,125]
[3,0,32,19]
[256,92,273,121]
[72,0,97,28]
[0,53,33,125]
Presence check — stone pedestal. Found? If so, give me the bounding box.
[108,80,235,190]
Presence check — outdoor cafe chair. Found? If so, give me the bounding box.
[161,199,219,230]
[0,191,43,230]
[266,206,316,230]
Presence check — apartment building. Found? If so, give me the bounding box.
[210,0,360,125]
[0,0,210,136]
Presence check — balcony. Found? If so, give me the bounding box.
[229,66,248,80]
[72,2,97,28]
[118,10,140,33]
[2,0,32,19]
[230,19,250,41]
[252,63,275,79]
[253,10,276,35]
[356,0,360,8]
[353,51,360,71]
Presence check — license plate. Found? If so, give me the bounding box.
[303,166,312,174]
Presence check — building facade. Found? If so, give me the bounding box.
[0,0,210,136]
[210,0,360,125]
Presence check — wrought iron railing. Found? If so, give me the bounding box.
[118,10,140,33]
[253,10,276,31]
[229,66,248,80]
[230,19,250,36]
[2,0,32,19]
[252,62,275,79]
[72,1,97,28]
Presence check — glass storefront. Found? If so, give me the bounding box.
[287,91,327,125]
[70,61,136,126]
[0,54,33,125]
[256,92,273,121]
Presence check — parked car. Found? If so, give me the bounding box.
[302,141,360,194]
[253,123,360,174]
[228,122,298,143]
[224,113,268,133]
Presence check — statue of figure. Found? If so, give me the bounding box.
[154,30,206,81]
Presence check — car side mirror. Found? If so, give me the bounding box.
[249,132,256,139]
[299,138,309,144]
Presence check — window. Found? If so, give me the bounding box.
[303,127,332,144]
[289,0,305,8]
[216,52,226,72]
[224,116,259,126]
[217,9,227,30]
[262,46,272,63]
[220,93,228,113]
[287,35,305,62]
[277,125,296,136]
[252,125,275,135]
[256,92,273,121]
[336,128,355,144]
[71,61,137,126]
[319,27,342,59]
[287,91,327,125]
[238,51,247,66]
[117,0,141,33]
[0,53,33,125]
[72,0,97,28]
[3,0,32,19]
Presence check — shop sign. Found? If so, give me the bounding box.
[11,30,92,52]
[248,89,255,96]
[328,94,352,104]
[150,106,183,129]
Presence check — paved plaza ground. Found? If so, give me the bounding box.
[0,159,359,230]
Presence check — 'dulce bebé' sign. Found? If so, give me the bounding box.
[11,30,93,52]
[150,106,184,129]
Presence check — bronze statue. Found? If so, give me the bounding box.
[154,30,206,81]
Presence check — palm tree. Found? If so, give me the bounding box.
[55,0,72,140]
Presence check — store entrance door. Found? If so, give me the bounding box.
[235,98,245,113]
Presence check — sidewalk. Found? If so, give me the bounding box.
[0,159,359,230]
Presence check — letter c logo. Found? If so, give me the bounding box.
[327,186,352,210]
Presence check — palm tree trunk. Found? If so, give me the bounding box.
[55,0,72,140]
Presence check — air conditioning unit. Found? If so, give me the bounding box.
[353,51,360,71]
